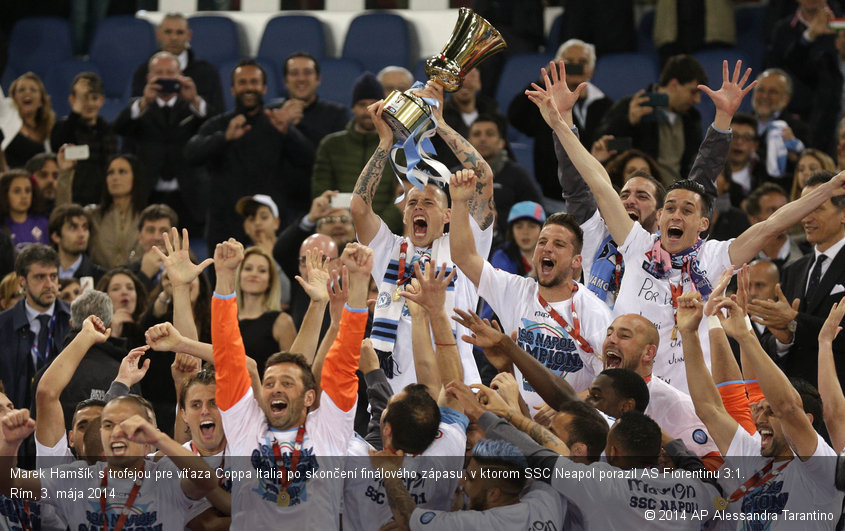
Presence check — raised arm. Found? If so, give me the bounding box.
[416,81,495,230]
[527,62,634,244]
[289,249,331,364]
[730,173,845,264]
[210,239,252,411]
[718,297,819,459]
[156,228,213,343]
[818,298,845,452]
[401,262,463,410]
[677,292,740,455]
[350,101,394,245]
[319,243,371,412]
[691,60,755,196]
[0,409,41,498]
[35,316,111,448]
[453,308,578,409]
[403,280,440,400]
[447,169,485,286]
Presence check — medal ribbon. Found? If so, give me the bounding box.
[723,458,792,505]
[100,463,145,531]
[396,241,410,290]
[537,283,595,354]
[613,253,623,298]
[272,424,306,493]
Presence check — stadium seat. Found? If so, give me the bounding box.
[592,52,659,102]
[257,15,327,86]
[218,57,281,112]
[494,53,554,115]
[317,58,364,108]
[342,13,412,74]
[44,60,102,118]
[637,9,656,55]
[735,5,767,73]
[188,15,242,71]
[88,16,156,99]
[693,48,752,137]
[2,18,73,92]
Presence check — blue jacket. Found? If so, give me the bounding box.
[0,297,71,409]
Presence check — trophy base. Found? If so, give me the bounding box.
[382,90,433,141]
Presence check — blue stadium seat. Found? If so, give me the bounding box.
[257,15,327,87]
[44,60,102,118]
[637,10,656,55]
[342,13,412,74]
[2,18,73,92]
[693,48,752,137]
[494,53,554,115]
[317,58,363,108]
[217,58,281,112]
[546,14,563,54]
[413,59,427,85]
[88,16,156,99]
[510,138,535,181]
[735,5,767,73]
[188,15,241,70]
[593,52,659,101]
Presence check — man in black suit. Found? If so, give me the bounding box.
[748,170,845,387]
[115,51,209,231]
[131,13,224,117]
[0,245,71,410]
[48,203,106,285]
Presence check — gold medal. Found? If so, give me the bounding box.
[392,287,402,301]
[714,496,728,511]
[671,324,678,341]
[277,490,290,506]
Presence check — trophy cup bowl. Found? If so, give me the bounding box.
[382,7,507,141]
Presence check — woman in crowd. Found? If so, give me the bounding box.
[58,277,82,305]
[0,73,54,168]
[0,271,21,310]
[70,154,147,269]
[790,148,835,201]
[96,267,147,348]
[142,262,212,342]
[236,246,296,374]
[0,170,48,250]
[605,148,662,190]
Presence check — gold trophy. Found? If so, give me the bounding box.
[381,8,507,140]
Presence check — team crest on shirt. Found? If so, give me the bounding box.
[516,318,582,391]
[376,292,392,309]
[252,439,318,506]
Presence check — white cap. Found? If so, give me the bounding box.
[236,194,279,219]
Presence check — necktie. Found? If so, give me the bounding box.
[806,254,828,300]
[35,314,51,367]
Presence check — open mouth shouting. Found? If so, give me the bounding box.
[758,426,774,450]
[110,441,129,456]
[412,216,428,239]
[539,257,555,276]
[199,420,216,441]
[604,350,623,369]
[626,209,640,222]
[666,225,684,241]
[269,398,288,418]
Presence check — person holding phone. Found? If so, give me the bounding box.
[49,72,117,207]
[599,54,710,184]
[115,51,209,233]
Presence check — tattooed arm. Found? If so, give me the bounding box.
[382,476,416,529]
[416,82,496,230]
[351,100,395,245]
[504,409,571,456]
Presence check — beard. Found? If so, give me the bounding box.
[235,91,263,113]
[537,268,569,288]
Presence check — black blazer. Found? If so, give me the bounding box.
[0,298,72,409]
[75,254,107,285]
[779,245,845,386]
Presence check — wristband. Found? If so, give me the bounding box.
[707,315,722,330]
[744,315,754,331]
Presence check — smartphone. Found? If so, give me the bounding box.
[564,63,585,75]
[80,276,94,292]
[607,137,633,152]
[65,145,90,161]
[644,92,669,108]
[331,193,353,209]
[157,78,181,94]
